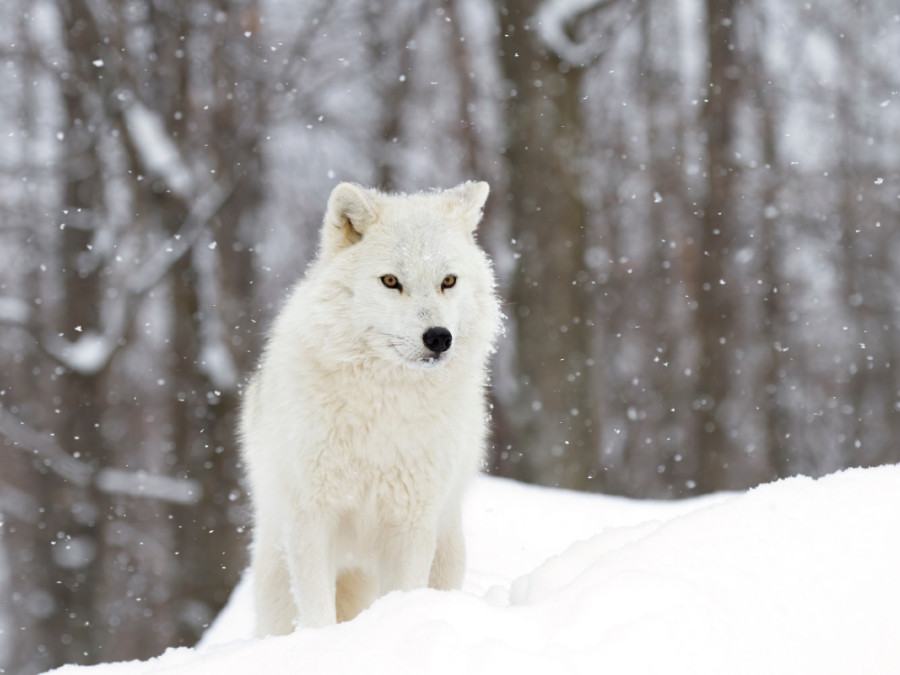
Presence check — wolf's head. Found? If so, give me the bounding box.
[312,181,499,371]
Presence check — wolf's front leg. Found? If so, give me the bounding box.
[251,528,297,637]
[429,520,466,590]
[380,525,437,592]
[284,516,337,628]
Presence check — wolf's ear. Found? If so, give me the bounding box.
[447,181,489,232]
[321,183,380,257]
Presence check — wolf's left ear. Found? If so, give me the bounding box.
[321,182,381,258]
[447,181,489,232]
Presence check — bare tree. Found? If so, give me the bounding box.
[0,1,264,669]
[495,0,644,490]
[693,0,744,491]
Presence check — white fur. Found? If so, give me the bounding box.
[240,181,500,634]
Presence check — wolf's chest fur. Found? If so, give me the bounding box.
[302,364,462,518]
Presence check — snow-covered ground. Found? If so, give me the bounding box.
[46,466,900,674]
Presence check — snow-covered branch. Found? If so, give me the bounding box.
[0,407,93,487]
[195,230,240,392]
[0,300,116,377]
[0,297,32,327]
[43,331,116,377]
[83,179,235,375]
[534,0,643,67]
[0,180,234,377]
[0,479,40,524]
[128,180,234,297]
[96,468,203,506]
[124,101,195,200]
[0,408,205,507]
[0,312,120,377]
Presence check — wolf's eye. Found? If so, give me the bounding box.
[381,274,402,291]
[441,275,457,290]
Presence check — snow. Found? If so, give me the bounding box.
[43,466,900,674]
[123,101,194,198]
[45,331,115,377]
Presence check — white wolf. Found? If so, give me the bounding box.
[240,181,500,634]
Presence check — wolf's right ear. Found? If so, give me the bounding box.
[446,181,490,233]
[321,183,380,258]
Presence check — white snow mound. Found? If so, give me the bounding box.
[45,466,900,674]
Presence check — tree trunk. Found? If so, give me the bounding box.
[695,0,743,492]
[50,0,110,664]
[497,1,597,489]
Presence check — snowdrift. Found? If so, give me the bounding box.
[47,466,900,674]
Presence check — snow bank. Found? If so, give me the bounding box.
[45,466,900,674]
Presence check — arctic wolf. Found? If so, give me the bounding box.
[240,181,500,634]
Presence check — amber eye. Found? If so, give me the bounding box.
[441,275,457,290]
[381,274,402,291]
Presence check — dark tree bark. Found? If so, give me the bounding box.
[694,0,744,492]
[48,0,111,664]
[496,1,597,490]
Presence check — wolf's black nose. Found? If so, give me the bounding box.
[423,327,453,354]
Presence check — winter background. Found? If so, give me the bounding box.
[2,0,900,673]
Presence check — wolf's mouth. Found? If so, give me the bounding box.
[416,353,449,369]
[393,347,450,370]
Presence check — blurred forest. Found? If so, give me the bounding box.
[1,0,899,672]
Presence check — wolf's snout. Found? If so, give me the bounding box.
[423,327,453,354]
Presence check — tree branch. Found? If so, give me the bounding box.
[534,0,644,67]
[128,180,235,297]
[0,179,235,376]
[0,407,206,507]
[0,407,94,487]
[0,297,32,328]
[0,477,40,523]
